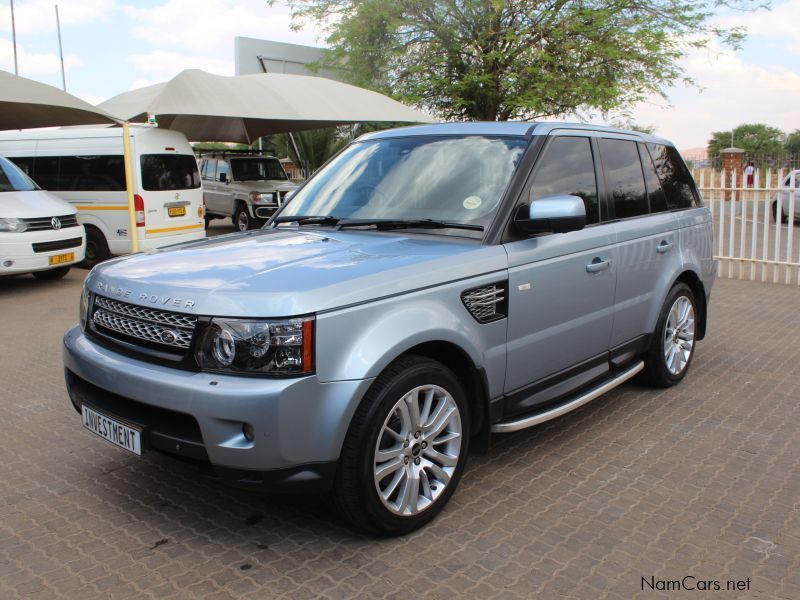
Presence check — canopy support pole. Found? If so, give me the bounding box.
[122,122,139,253]
[288,132,303,177]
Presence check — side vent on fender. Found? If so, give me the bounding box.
[461,281,508,323]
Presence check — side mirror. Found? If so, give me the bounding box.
[218,172,227,183]
[514,195,586,235]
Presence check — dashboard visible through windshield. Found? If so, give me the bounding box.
[277,135,529,236]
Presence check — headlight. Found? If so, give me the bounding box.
[196,317,314,376]
[249,192,274,204]
[79,286,91,330]
[0,218,28,233]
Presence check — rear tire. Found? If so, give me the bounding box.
[82,226,110,268]
[234,203,254,232]
[33,266,70,280]
[641,283,697,388]
[332,355,470,536]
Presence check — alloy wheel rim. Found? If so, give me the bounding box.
[663,296,695,375]
[373,384,462,517]
[237,212,249,231]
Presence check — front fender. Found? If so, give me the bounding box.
[315,274,508,400]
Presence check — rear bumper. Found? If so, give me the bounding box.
[62,325,373,492]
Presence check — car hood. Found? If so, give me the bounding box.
[233,180,297,193]
[86,228,508,316]
[0,190,77,219]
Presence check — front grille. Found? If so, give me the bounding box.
[31,237,83,253]
[92,295,197,350]
[461,282,508,323]
[23,214,79,231]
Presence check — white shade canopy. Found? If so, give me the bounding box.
[98,69,435,143]
[0,69,118,130]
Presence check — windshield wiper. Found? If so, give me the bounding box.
[272,215,341,226]
[337,218,484,232]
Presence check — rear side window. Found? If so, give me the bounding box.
[646,144,697,209]
[14,155,126,191]
[530,136,599,224]
[140,154,201,191]
[598,138,648,219]
[59,156,126,191]
[638,143,668,213]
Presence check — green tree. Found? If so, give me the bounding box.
[269,127,349,175]
[785,130,800,155]
[282,0,763,121]
[707,123,786,157]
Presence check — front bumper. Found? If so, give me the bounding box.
[0,229,85,274]
[63,325,373,491]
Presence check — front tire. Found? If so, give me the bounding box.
[234,203,254,232]
[332,356,470,536]
[33,266,70,280]
[641,283,697,387]
[82,226,110,268]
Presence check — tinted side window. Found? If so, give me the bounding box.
[59,156,126,191]
[530,136,599,224]
[638,143,668,213]
[598,138,648,219]
[30,156,61,190]
[646,143,696,209]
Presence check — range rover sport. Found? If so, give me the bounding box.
[63,122,715,535]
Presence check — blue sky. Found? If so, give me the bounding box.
[1,0,798,150]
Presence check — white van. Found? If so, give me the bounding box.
[0,127,205,266]
[1,154,85,279]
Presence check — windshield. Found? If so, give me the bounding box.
[231,158,288,181]
[278,135,528,235]
[140,154,201,191]
[0,155,39,192]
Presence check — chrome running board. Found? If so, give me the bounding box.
[491,360,644,433]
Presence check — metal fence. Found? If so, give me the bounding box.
[685,153,800,171]
[692,168,799,285]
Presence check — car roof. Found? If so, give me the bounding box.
[357,121,673,146]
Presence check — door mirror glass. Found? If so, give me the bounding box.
[218,171,227,183]
[514,195,586,235]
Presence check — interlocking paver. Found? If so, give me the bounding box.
[1,269,799,598]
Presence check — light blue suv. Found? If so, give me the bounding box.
[63,123,715,534]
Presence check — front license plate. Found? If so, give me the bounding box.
[168,206,186,217]
[49,252,74,265]
[81,405,142,456]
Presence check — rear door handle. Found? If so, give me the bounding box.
[586,257,611,273]
[657,240,674,254]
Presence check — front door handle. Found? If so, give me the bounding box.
[657,240,674,254]
[586,257,611,273]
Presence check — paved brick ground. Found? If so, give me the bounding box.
[1,272,798,599]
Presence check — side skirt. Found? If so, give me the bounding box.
[490,360,644,433]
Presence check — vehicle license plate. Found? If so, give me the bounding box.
[168,206,186,217]
[81,405,142,456]
[49,252,74,265]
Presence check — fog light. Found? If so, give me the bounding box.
[3,260,13,267]
[243,423,255,442]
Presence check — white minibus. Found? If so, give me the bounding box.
[0,126,205,266]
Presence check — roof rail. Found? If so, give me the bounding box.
[194,148,278,158]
